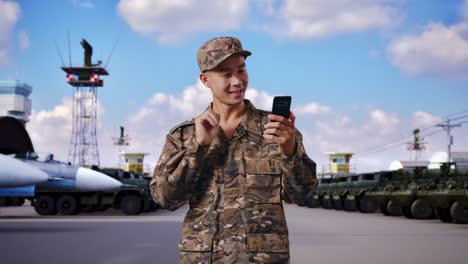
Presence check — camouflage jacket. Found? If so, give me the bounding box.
[151,100,317,264]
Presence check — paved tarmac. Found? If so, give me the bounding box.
[1,204,468,264]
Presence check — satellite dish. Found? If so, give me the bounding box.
[429,151,448,169]
[388,160,403,171]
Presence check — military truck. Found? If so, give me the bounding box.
[33,167,157,216]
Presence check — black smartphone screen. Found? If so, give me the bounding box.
[272,96,291,119]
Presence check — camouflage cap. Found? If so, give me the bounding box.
[197,37,252,72]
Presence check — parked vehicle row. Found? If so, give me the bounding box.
[306,164,468,224]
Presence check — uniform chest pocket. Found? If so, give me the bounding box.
[245,159,282,204]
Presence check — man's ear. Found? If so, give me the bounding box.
[199,72,210,87]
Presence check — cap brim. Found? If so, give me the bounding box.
[204,50,252,72]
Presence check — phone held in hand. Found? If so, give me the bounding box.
[272,96,291,119]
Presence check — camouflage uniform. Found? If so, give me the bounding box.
[151,100,317,264]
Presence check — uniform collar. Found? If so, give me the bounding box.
[204,99,265,139]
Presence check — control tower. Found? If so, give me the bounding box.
[0,80,32,125]
[61,39,108,166]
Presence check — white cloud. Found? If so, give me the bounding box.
[27,97,73,161]
[368,109,399,132]
[18,30,29,50]
[27,96,110,166]
[294,102,330,115]
[268,0,403,39]
[412,111,442,129]
[117,0,248,44]
[388,22,468,79]
[0,0,20,66]
[72,0,94,9]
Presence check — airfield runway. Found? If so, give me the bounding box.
[1,204,468,264]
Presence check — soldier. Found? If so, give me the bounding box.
[150,36,317,263]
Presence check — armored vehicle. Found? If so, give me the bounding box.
[33,167,157,216]
[381,168,444,219]
[366,169,407,217]
[307,177,333,208]
[96,167,158,215]
[331,176,350,210]
[343,172,385,213]
[418,165,468,223]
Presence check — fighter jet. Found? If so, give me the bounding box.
[15,152,122,191]
[0,153,48,187]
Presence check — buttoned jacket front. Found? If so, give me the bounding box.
[151,100,317,263]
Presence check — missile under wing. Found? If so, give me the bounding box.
[0,153,48,187]
[16,153,122,192]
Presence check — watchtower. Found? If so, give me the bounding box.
[61,39,108,166]
[325,152,354,175]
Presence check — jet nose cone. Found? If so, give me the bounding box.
[0,154,48,187]
[75,167,122,191]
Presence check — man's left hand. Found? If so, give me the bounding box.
[263,112,296,157]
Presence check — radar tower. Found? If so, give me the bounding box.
[61,39,108,166]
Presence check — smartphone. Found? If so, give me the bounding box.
[272,96,291,119]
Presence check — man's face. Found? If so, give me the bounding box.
[201,55,249,106]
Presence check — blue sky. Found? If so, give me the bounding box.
[1,0,468,172]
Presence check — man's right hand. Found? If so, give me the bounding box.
[194,110,220,145]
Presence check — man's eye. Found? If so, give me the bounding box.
[223,73,232,78]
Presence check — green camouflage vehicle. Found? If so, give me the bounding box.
[331,176,350,210]
[366,169,408,217]
[343,172,385,213]
[309,173,382,213]
[322,177,339,209]
[33,167,157,216]
[418,165,468,223]
[342,174,359,212]
[384,168,446,220]
[98,167,158,215]
[306,177,333,208]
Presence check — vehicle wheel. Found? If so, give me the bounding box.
[0,197,12,207]
[358,196,378,213]
[34,195,57,215]
[81,204,97,213]
[410,199,434,219]
[121,194,142,215]
[321,198,333,209]
[56,195,79,215]
[435,207,452,223]
[344,199,357,212]
[306,194,321,208]
[142,199,153,213]
[332,198,344,210]
[380,202,390,216]
[450,201,468,224]
[401,205,413,219]
[95,204,111,212]
[150,201,160,211]
[11,197,25,206]
[386,200,402,217]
